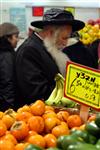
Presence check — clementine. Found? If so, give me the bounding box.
[42,111,57,120]
[0,120,7,137]
[0,139,15,150]
[44,133,57,148]
[57,111,69,122]
[2,114,15,129]
[45,105,55,112]
[44,117,61,133]
[0,111,4,119]
[52,122,70,137]
[88,114,96,122]
[3,133,17,145]
[15,143,29,150]
[28,116,44,133]
[17,105,31,113]
[16,111,33,123]
[10,121,29,141]
[27,134,46,148]
[67,115,82,129]
[30,100,45,116]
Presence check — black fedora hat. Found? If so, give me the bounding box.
[31,8,85,32]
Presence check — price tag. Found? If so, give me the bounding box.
[64,61,100,111]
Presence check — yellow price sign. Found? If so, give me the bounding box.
[64,61,100,110]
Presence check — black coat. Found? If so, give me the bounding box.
[88,39,100,69]
[0,37,16,111]
[15,33,59,107]
[63,41,98,69]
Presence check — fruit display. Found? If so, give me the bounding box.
[45,73,76,108]
[0,99,86,150]
[79,19,100,45]
[0,99,100,149]
[0,72,99,149]
[56,113,100,150]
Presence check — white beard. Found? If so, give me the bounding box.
[43,36,70,77]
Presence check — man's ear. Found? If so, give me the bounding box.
[49,27,56,38]
[45,25,54,36]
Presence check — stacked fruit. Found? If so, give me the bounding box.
[79,19,100,45]
[56,113,100,150]
[0,100,84,150]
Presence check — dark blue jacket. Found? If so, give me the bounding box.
[0,37,16,111]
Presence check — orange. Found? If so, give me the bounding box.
[24,130,37,142]
[44,133,57,148]
[17,105,31,113]
[28,116,44,133]
[42,111,57,120]
[0,111,4,119]
[52,122,70,137]
[71,127,80,130]
[4,109,16,118]
[88,114,96,122]
[30,100,45,116]
[16,111,33,123]
[0,139,15,150]
[45,105,55,112]
[67,115,82,129]
[27,134,46,148]
[15,143,29,150]
[57,111,69,122]
[10,121,29,141]
[2,114,15,129]
[79,124,86,130]
[0,120,7,137]
[28,130,37,136]
[44,117,61,133]
[3,133,17,145]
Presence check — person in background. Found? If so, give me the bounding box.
[88,39,100,69]
[63,32,97,69]
[15,8,85,107]
[0,22,19,111]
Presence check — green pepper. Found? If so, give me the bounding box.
[57,135,84,150]
[24,144,43,150]
[71,128,97,144]
[67,143,98,150]
[71,129,89,143]
[88,133,97,144]
[57,135,68,148]
[95,113,100,128]
[96,139,100,149]
[85,121,100,137]
[47,148,61,150]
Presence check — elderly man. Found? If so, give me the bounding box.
[15,8,85,107]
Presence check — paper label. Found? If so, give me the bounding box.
[64,61,100,110]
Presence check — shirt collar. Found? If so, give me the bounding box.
[34,32,43,41]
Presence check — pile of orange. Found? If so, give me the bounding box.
[0,100,84,150]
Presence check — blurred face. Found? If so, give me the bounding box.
[55,25,72,50]
[43,25,72,51]
[43,25,72,77]
[8,33,19,48]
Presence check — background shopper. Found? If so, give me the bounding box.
[0,22,19,111]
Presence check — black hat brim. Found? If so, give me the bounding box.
[31,20,85,32]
